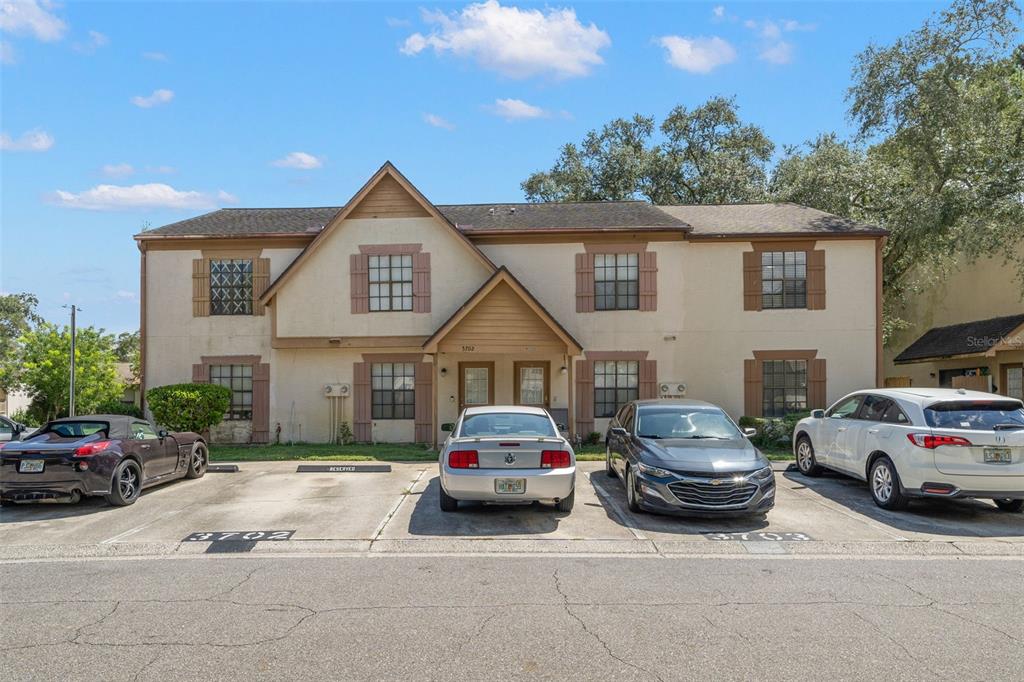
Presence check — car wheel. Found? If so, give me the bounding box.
[605,444,617,478]
[994,499,1024,513]
[555,488,575,512]
[625,466,644,514]
[795,436,823,476]
[439,484,458,512]
[106,459,142,507]
[185,442,208,479]
[869,456,909,511]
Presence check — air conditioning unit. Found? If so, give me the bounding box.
[659,381,687,397]
[324,383,351,397]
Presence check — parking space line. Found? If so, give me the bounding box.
[100,510,183,544]
[586,472,648,541]
[369,468,428,542]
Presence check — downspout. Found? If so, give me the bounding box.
[139,241,148,415]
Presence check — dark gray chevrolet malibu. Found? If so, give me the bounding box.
[604,399,775,515]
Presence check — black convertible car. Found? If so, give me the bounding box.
[0,415,207,506]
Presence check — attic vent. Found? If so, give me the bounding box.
[509,207,516,214]
[488,207,496,215]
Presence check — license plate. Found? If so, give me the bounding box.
[18,459,44,473]
[495,478,526,494]
[984,447,1012,464]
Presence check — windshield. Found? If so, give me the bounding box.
[460,413,556,438]
[924,401,1024,431]
[635,407,741,440]
[31,421,109,442]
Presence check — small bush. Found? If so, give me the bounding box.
[146,383,232,433]
[9,408,37,428]
[336,421,354,445]
[95,399,144,418]
[585,431,602,446]
[743,411,811,449]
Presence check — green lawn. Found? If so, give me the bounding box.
[209,442,789,463]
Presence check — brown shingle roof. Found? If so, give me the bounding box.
[894,314,1024,363]
[657,202,886,237]
[437,201,690,232]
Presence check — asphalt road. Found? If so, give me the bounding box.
[2,554,1022,681]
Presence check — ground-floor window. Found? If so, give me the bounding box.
[1005,365,1023,400]
[372,362,415,419]
[762,359,808,417]
[595,360,639,417]
[209,364,253,420]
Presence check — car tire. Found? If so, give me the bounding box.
[185,442,208,479]
[869,456,909,511]
[994,499,1024,513]
[625,466,644,514]
[555,489,575,512]
[106,459,142,507]
[439,484,458,512]
[605,444,617,478]
[795,436,823,476]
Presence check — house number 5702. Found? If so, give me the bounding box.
[461,345,476,352]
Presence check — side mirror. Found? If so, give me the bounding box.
[743,427,757,437]
[158,429,169,439]
[557,423,567,431]
[811,409,825,419]
[14,423,25,434]
[441,423,455,433]
[610,426,629,438]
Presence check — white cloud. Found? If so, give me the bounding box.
[73,29,108,54]
[101,163,134,178]
[658,35,736,74]
[270,151,323,170]
[401,0,610,79]
[712,6,725,19]
[486,97,548,120]
[49,183,236,211]
[0,127,54,151]
[423,113,455,130]
[1,39,14,63]
[759,40,794,64]
[131,88,174,108]
[0,0,68,42]
[142,51,168,61]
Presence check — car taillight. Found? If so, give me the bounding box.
[74,441,114,457]
[907,434,972,449]
[540,450,571,469]
[448,450,479,469]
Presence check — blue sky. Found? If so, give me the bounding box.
[1,0,948,334]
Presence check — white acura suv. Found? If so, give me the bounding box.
[793,388,1024,511]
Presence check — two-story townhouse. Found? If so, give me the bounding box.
[137,162,887,445]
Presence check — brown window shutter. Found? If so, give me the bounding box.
[251,363,270,443]
[192,363,208,383]
[639,359,658,399]
[412,252,431,313]
[807,249,826,310]
[414,362,433,443]
[742,251,762,311]
[809,358,827,409]
[575,359,595,435]
[252,258,270,316]
[744,359,762,417]
[192,258,210,317]
[575,252,595,313]
[639,251,658,311]
[353,361,372,442]
[350,253,370,314]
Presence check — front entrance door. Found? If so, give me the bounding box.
[514,361,549,407]
[459,361,494,410]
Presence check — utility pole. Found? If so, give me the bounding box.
[63,305,80,417]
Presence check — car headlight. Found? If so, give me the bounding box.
[637,462,674,478]
[749,465,774,482]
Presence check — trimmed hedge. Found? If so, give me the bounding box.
[146,383,232,434]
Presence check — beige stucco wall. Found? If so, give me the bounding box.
[481,239,879,419]
[884,248,1024,387]
[274,217,492,339]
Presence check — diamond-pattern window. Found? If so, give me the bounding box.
[210,259,253,315]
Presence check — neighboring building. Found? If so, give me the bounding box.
[886,249,1024,399]
[136,162,886,444]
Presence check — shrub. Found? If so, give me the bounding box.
[336,421,354,445]
[95,399,144,418]
[9,408,37,428]
[146,383,232,433]
[585,431,602,446]
[743,411,811,449]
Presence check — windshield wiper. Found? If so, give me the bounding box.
[682,435,728,440]
[637,434,662,439]
[993,423,1024,431]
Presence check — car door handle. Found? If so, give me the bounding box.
[141,444,151,449]
[868,429,880,434]
[837,427,847,432]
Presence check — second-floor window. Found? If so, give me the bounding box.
[762,251,807,309]
[210,259,253,315]
[369,254,413,312]
[595,360,639,417]
[595,253,639,310]
[210,364,253,420]
[372,363,415,419]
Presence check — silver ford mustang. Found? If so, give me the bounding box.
[438,405,576,512]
